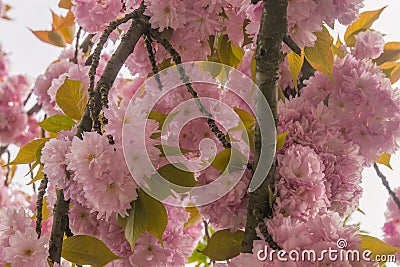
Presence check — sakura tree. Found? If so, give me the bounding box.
[1,0,400,266]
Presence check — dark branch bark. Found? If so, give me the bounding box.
[374,163,400,211]
[87,5,146,132]
[48,190,70,264]
[49,6,147,263]
[242,0,288,252]
[283,35,301,56]
[36,175,48,238]
[92,7,148,131]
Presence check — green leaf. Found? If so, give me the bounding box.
[157,163,198,189]
[184,207,202,228]
[120,190,168,250]
[155,144,196,157]
[217,34,243,68]
[233,107,254,130]
[7,138,50,166]
[55,79,88,120]
[62,235,121,267]
[333,36,346,58]
[37,114,75,133]
[210,148,247,173]
[344,7,386,47]
[287,51,304,91]
[200,229,244,261]
[188,240,210,266]
[304,25,334,80]
[377,153,392,169]
[375,42,400,65]
[251,51,256,82]
[148,111,168,130]
[276,131,289,151]
[360,234,400,265]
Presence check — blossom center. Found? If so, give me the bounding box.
[24,249,33,256]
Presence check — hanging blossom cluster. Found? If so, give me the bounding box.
[0,44,40,145]
[0,207,49,267]
[382,188,400,264]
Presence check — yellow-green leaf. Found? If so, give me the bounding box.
[360,234,400,265]
[304,25,334,80]
[157,163,197,190]
[210,148,247,173]
[380,62,400,84]
[377,153,392,169]
[233,107,255,130]
[184,207,202,228]
[251,51,256,82]
[344,7,386,47]
[62,235,121,267]
[7,138,50,166]
[120,190,167,250]
[357,207,366,215]
[56,79,88,120]
[217,34,242,68]
[287,51,304,91]
[333,36,346,58]
[376,42,400,65]
[200,229,244,261]
[37,114,75,133]
[27,164,44,185]
[276,131,289,151]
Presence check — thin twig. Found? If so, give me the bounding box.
[144,34,163,91]
[27,103,41,116]
[72,26,82,64]
[283,35,301,56]
[203,220,210,241]
[87,8,145,132]
[374,163,400,211]
[149,29,231,149]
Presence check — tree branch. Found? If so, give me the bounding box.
[49,6,147,263]
[282,35,301,56]
[92,6,148,132]
[373,163,400,211]
[48,190,70,264]
[242,0,287,253]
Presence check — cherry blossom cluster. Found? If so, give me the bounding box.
[0,207,49,267]
[70,0,363,79]
[383,188,400,256]
[0,44,40,145]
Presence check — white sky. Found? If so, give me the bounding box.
[1,1,400,266]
